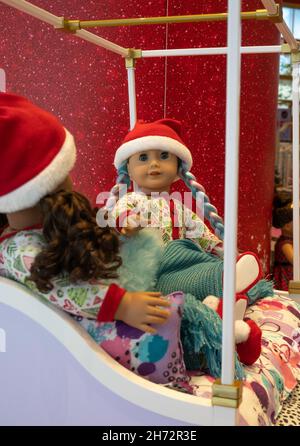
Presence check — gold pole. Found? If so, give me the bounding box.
[63,7,282,31]
[212,379,243,409]
[282,43,300,55]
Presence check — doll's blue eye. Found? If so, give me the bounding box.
[160,151,169,160]
[139,153,148,162]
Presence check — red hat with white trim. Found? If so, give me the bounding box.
[114,118,193,170]
[0,92,76,213]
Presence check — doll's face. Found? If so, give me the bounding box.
[127,150,178,194]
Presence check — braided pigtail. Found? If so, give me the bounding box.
[96,162,131,228]
[30,190,122,293]
[179,162,224,240]
[105,162,131,212]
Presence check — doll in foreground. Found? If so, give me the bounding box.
[0,93,172,332]
[0,92,247,378]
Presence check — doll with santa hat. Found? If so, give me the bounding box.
[99,118,274,366]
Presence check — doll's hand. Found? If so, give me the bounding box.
[115,291,171,334]
[121,225,143,237]
[120,213,147,237]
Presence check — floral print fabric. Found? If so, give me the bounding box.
[170,294,300,426]
[0,229,112,319]
[113,192,222,252]
[77,291,188,384]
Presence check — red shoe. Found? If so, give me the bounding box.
[203,295,262,365]
[235,319,262,365]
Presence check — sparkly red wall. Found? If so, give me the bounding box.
[0,1,280,271]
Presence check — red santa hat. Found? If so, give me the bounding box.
[0,92,76,213]
[114,118,193,171]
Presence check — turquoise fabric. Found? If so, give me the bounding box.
[119,234,246,378]
[156,239,224,300]
[156,238,274,303]
[181,293,245,379]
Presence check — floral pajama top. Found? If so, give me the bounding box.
[0,228,126,322]
[109,192,223,255]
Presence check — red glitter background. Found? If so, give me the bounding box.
[0,1,280,271]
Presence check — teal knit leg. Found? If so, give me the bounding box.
[156,239,274,303]
[156,239,224,301]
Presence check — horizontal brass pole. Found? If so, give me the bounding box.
[64,7,282,31]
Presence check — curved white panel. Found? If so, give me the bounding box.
[0,277,214,425]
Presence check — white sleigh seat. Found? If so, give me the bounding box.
[2,276,300,426]
[0,277,214,426]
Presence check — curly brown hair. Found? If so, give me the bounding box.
[29,190,122,293]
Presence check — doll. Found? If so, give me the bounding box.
[0,92,248,379]
[272,192,294,291]
[99,119,224,254]
[96,118,274,365]
[0,93,170,333]
[99,119,273,305]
